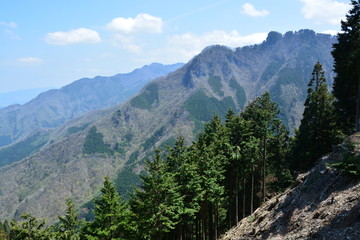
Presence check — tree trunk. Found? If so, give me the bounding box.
[262,137,267,203]
[356,77,360,132]
[250,165,254,214]
[242,178,246,218]
[235,177,239,223]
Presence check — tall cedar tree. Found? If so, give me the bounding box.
[293,62,340,171]
[54,199,81,240]
[165,137,202,240]
[224,111,259,225]
[83,177,132,240]
[241,92,281,203]
[332,0,360,133]
[130,150,184,240]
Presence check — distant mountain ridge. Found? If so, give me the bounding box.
[0,30,337,222]
[0,87,53,109]
[0,62,183,147]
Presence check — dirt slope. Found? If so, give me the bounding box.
[221,134,360,240]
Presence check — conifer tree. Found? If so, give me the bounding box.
[293,62,340,171]
[131,150,183,240]
[83,177,132,240]
[10,214,51,240]
[54,199,81,240]
[165,137,202,239]
[241,92,280,203]
[332,0,360,133]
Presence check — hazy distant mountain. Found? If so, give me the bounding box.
[0,30,336,222]
[0,87,54,109]
[0,63,183,147]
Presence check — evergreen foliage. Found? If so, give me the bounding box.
[208,75,224,96]
[83,126,112,155]
[53,199,82,240]
[82,177,133,240]
[330,143,360,178]
[130,151,184,240]
[332,0,360,133]
[292,62,341,171]
[67,123,90,135]
[0,133,48,168]
[229,78,246,108]
[10,214,51,240]
[130,83,159,109]
[184,89,236,128]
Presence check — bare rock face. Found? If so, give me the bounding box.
[221,134,360,240]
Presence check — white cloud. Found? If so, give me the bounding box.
[17,57,43,63]
[241,3,269,17]
[162,31,268,62]
[300,0,351,24]
[112,34,142,53]
[45,28,101,45]
[320,30,339,35]
[106,13,163,34]
[0,21,17,28]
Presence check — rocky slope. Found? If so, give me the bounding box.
[0,30,337,222]
[221,134,360,240]
[0,63,183,147]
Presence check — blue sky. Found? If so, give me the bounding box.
[0,0,351,93]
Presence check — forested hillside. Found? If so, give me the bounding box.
[0,63,183,147]
[0,30,338,226]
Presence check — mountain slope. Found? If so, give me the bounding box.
[220,134,360,240]
[0,87,53,109]
[0,63,183,147]
[0,30,337,222]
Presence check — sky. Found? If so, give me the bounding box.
[0,0,352,93]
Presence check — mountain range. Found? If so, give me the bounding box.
[0,62,183,147]
[0,29,337,222]
[0,87,53,109]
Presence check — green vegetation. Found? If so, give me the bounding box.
[127,151,139,165]
[184,89,236,132]
[331,143,360,177]
[0,133,48,168]
[5,7,360,239]
[114,141,126,155]
[130,83,159,109]
[208,75,224,96]
[332,0,360,134]
[291,62,341,171]
[260,58,284,83]
[67,123,90,135]
[229,78,246,108]
[115,166,141,199]
[3,92,293,240]
[83,126,112,155]
[142,126,165,151]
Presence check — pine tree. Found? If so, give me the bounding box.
[54,199,82,240]
[10,214,51,240]
[165,137,202,239]
[241,92,280,203]
[83,177,132,240]
[332,0,360,133]
[130,150,184,240]
[293,62,340,171]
